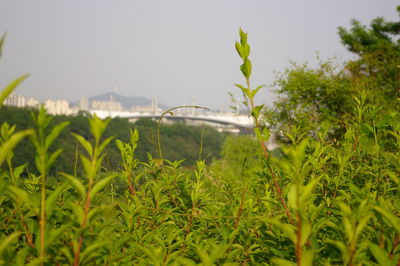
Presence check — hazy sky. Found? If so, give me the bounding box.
[0,1,398,110]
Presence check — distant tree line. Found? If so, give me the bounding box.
[0,106,227,175]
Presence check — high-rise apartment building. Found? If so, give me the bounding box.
[3,93,26,107]
[44,100,71,115]
[79,97,89,111]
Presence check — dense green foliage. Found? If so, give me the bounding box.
[270,6,400,139]
[1,7,400,266]
[0,106,226,173]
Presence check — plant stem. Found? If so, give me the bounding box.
[74,139,79,177]
[296,212,302,266]
[389,234,399,260]
[126,171,135,195]
[244,76,293,224]
[74,145,97,266]
[18,207,34,248]
[157,106,209,161]
[7,159,15,184]
[7,160,35,247]
[74,178,93,266]
[39,151,46,264]
[185,201,196,234]
[234,188,246,229]
[270,167,294,224]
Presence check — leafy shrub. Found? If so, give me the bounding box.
[1,9,400,265]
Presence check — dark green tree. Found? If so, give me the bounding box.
[338,5,400,102]
[271,60,353,136]
[270,5,400,140]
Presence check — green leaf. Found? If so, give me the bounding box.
[301,249,314,266]
[239,28,248,45]
[130,129,139,148]
[45,226,65,250]
[26,258,46,266]
[0,129,33,167]
[89,114,110,143]
[326,240,346,258]
[45,121,69,150]
[87,205,108,224]
[242,43,250,58]
[60,247,73,264]
[336,201,352,217]
[354,215,371,239]
[234,83,251,99]
[130,129,139,150]
[342,216,353,241]
[271,258,296,266]
[0,232,21,256]
[235,41,244,58]
[240,58,252,79]
[262,127,270,142]
[97,136,114,156]
[46,184,66,218]
[175,257,197,266]
[0,122,15,140]
[80,155,94,178]
[234,83,246,91]
[360,123,374,136]
[91,174,115,199]
[0,74,30,106]
[373,206,400,233]
[8,185,31,208]
[80,241,108,264]
[46,148,63,172]
[67,201,84,224]
[368,243,393,266]
[35,154,42,175]
[13,163,28,183]
[115,139,125,153]
[95,154,106,174]
[254,127,262,143]
[0,32,6,59]
[251,85,263,98]
[385,169,400,188]
[287,184,297,210]
[300,177,319,205]
[60,173,86,200]
[251,104,264,121]
[276,222,297,244]
[72,133,93,157]
[300,217,312,246]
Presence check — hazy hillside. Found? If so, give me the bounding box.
[89,92,151,108]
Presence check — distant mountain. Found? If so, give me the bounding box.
[89,92,150,108]
[76,92,168,110]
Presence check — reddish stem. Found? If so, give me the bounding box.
[269,166,294,224]
[234,188,246,229]
[296,212,302,266]
[74,179,92,266]
[127,172,136,195]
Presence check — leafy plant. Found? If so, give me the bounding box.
[0,8,399,265]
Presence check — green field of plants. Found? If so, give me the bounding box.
[0,7,399,265]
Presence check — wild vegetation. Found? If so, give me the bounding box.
[0,106,227,173]
[0,7,399,265]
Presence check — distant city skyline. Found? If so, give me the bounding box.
[4,91,253,134]
[0,1,398,109]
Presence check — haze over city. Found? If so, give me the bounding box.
[0,1,397,109]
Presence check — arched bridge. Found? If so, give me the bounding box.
[89,110,254,130]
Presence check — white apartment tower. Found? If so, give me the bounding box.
[79,97,89,111]
[44,100,71,115]
[4,93,26,107]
